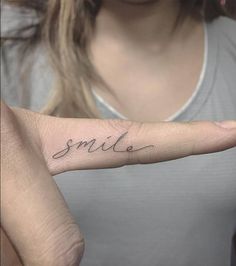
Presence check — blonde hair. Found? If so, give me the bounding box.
[41,0,103,118]
[2,0,235,118]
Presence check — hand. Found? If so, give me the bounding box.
[1,100,236,265]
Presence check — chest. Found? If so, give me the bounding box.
[92,42,204,122]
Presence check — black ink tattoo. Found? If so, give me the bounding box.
[52,131,154,159]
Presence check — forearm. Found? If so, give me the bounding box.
[1,102,84,266]
[1,227,23,266]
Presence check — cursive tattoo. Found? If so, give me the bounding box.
[52,131,154,159]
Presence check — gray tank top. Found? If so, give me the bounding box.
[2,10,236,266]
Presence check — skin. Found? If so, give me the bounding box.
[1,105,236,266]
[90,0,204,122]
[1,1,236,265]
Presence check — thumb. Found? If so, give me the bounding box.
[38,116,236,175]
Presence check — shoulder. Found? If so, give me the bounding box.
[201,17,236,120]
[208,16,236,48]
[213,16,236,31]
[1,4,52,111]
[206,16,236,69]
[1,43,53,111]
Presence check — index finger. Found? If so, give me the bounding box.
[38,116,236,175]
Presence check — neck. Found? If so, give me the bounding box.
[92,0,187,49]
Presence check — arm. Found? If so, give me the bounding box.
[1,101,236,265]
[1,227,23,266]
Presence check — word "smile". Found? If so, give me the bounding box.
[52,131,154,159]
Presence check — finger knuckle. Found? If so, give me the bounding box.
[105,119,136,134]
[103,119,139,165]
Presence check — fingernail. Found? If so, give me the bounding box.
[214,121,236,129]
